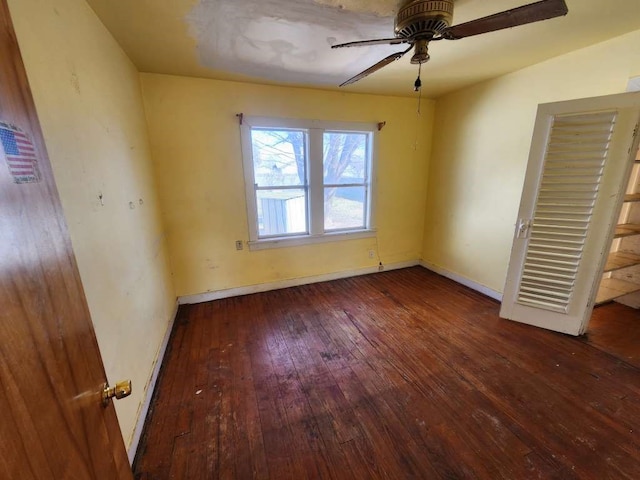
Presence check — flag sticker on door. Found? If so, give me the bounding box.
[0,121,41,184]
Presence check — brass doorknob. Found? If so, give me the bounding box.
[102,380,132,406]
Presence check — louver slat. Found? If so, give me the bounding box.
[516,111,617,313]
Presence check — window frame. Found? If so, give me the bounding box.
[240,116,377,251]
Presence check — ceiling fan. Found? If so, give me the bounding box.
[332,0,569,87]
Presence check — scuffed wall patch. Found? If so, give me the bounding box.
[186,0,399,85]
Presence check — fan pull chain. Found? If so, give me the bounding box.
[415,63,424,114]
[414,63,423,150]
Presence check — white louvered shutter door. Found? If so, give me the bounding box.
[501,94,640,336]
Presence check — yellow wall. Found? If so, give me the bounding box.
[422,29,640,294]
[141,74,434,296]
[8,0,176,448]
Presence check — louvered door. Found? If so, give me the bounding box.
[501,93,640,335]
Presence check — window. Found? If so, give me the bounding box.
[240,116,376,250]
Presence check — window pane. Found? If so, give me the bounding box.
[324,186,366,231]
[251,129,306,187]
[323,132,368,185]
[257,189,307,237]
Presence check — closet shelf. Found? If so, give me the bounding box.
[596,159,640,307]
[596,278,640,304]
[614,224,640,238]
[604,251,640,272]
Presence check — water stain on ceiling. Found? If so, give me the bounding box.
[186,0,400,85]
[85,0,640,97]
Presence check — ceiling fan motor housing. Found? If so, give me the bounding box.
[395,0,454,39]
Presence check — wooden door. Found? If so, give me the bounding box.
[0,2,132,478]
[501,93,640,336]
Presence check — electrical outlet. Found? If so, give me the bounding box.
[368,249,375,259]
[378,262,384,272]
[235,240,243,251]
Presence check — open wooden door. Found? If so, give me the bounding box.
[0,2,133,478]
[501,93,640,336]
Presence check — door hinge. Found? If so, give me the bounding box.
[516,218,532,239]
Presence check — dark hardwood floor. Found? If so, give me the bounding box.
[134,267,640,479]
[587,302,640,370]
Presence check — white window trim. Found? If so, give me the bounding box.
[240,115,378,251]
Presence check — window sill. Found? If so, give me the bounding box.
[248,229,377,251]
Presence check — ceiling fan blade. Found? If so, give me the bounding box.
[442,0,568,40]
[331,38,409,49]
[339,47,413,87]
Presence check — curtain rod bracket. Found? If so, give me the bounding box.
[378,121,386,131]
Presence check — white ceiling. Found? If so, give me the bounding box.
[85,0,640,98]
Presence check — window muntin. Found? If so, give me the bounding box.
[241,117,376,248]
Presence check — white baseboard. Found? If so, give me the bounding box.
[178,260,420,305]
[128,299,179,464]
[419,260,503,302]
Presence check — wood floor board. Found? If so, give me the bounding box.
[141,308,193,475]
[589,302,640,369]
[134,267,640,479]
[341,301,538,477]
[374,272,640,478]
[309,306,449,477]
[364,274,636,476]
[233,301,269,479]
[308,284,568,475]
[182,304,214,478]
[340,272,640,478]
[252,293,341,480]
[304,284,552,475]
